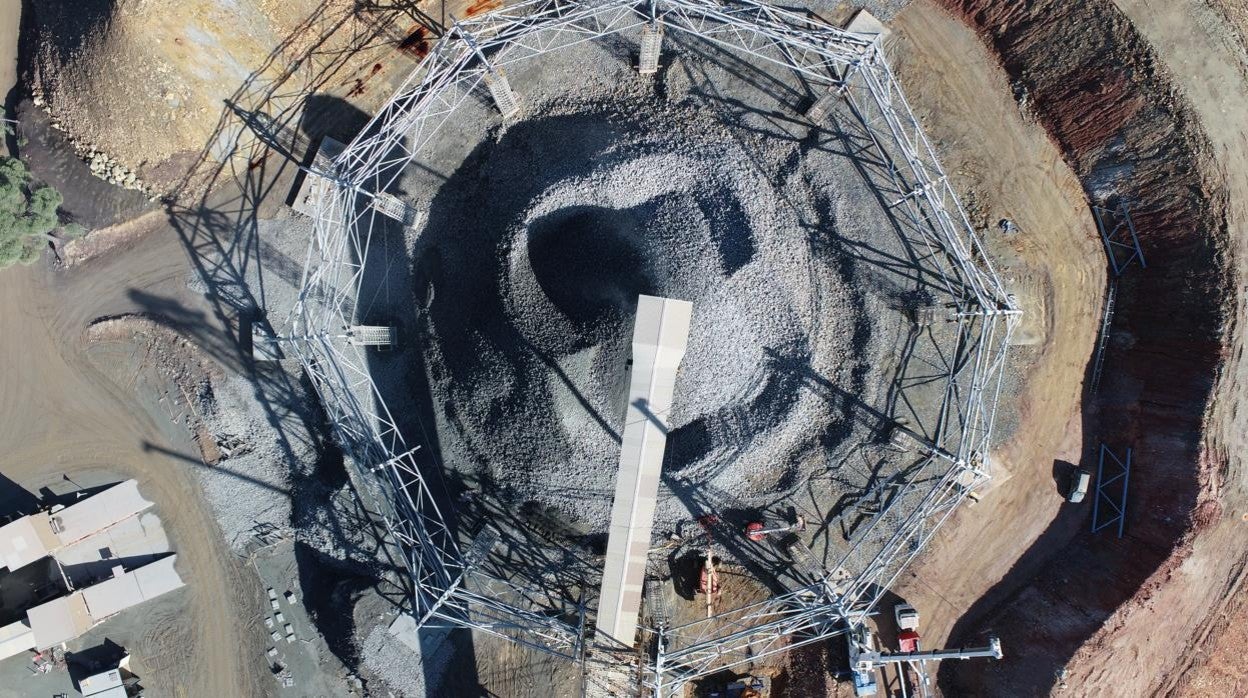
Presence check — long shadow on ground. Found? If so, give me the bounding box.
[932,0,1229,692]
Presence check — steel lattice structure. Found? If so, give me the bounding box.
[283,0,1019,694]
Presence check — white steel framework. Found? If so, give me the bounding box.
[282,0,1019,694]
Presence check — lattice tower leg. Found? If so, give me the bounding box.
[805,91,838,124]
[485,70,522,119]
[639,23,663,75]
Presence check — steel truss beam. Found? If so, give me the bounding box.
[1091,444,1131,538]
[1093,202,1146,277]
[285,0,1019,693]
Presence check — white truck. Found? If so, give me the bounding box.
[894,603,919,631]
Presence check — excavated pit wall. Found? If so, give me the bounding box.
[934,0,1232,692]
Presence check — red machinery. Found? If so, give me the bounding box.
[898,629,921,653]
[744,514,806,541]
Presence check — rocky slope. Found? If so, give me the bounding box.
[23,0,398,192]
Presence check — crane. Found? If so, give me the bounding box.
[855,635,1003,669]
[847,623,1002,698]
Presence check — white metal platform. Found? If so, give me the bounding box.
[596,295,692,648]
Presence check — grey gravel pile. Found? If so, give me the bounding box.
[399,34,900,537]
[796,0,912,22]
[359,625,430,696]
[197,374,301,550]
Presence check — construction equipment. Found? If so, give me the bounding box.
[894,603,919,631]
[851,626,1002,673]
[743,514,806,542]
[894,602,921,652]
[856,636,1003,668]
[893,603,925,694]
[846,625,880,697]
[704,674,771,698]
[847,618,1001,698]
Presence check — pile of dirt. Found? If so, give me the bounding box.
[13,98,156,230]
[20,0,404,192]
[930,0,1232,693]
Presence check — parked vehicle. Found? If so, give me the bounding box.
[894,603,919,631]
[1067,467,1092,503]
[895,603,922,654]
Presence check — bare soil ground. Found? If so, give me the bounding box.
[879,0,1105,652]
[15,0,430,202]
[5,1,1248,696]
[1100,1,1248,695]
[919,1,1239,695]
[0,0,17,157]
[23,0,383,190]
[0,235,273,695]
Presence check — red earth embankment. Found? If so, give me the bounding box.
[934,0,1232,692]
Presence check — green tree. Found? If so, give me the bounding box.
[0,156,64,268]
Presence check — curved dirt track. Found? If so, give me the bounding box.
[0,229,272,697]
[914,0,1239,694]
[1078,2,1248,695]
[881,0,1105,652]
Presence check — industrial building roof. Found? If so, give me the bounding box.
[79,667,127,698]
[81,555,184,621]
[27,592,92,650]
[0,514,58,573]
[0,620,34,661]
[0,480,181,655]
[596,295,692,647]
[55,511,172,588]
[26,555,184,650]
[0,480,155,577]
[49,480,154,548]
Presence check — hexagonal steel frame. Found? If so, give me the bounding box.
[281,0,1019,692]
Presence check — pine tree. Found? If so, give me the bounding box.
[0,156,64,268]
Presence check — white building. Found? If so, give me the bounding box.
[0,481,183,661]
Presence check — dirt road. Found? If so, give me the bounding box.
[0,0,277,690]
[0,229,272,696]
[882,0,1105,650]
[903,0,1236,694]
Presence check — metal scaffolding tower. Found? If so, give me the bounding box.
[1089,280,1116,393]
[281,1,1019,694]
[462,20,524,118]
[1094,202,1146,277]
[1090,200,1143,393]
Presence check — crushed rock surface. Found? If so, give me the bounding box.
[396,33,900,537]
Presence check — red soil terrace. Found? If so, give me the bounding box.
[935,0,1231,692]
